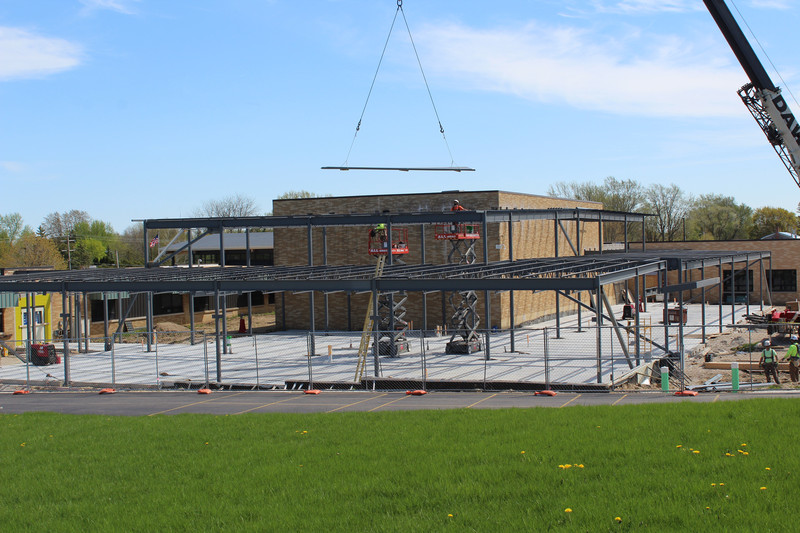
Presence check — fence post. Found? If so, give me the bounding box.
[544,328,550,389]
[483,331,488,391]
[748,327,753,391]
[154,331,160,390]
[254,336,260,389]
[25,339,30,390]
[307,331,313,389]
[203,333,210,388]
[111,336,116,387]
[610,333,615,391]
[420,329,427,390]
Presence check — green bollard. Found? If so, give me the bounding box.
[661,366,669,392]
[731,362,739,392]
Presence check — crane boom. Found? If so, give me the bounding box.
[704,0,800,188]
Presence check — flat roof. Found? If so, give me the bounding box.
[271,189,602,207]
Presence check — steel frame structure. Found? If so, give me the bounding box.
[138,207,649,268]
[0,205,771,387]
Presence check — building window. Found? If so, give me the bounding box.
[153,293,183,315]
[723,270,754,293]
[768,269,797,292]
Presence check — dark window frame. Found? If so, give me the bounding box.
[768,269,798,292]
[723,269,754,293]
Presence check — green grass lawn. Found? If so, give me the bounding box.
[2,399,797,531]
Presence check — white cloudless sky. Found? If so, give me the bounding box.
[1,0,799,232]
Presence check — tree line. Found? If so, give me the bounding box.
[0,191,322,270]
[2,184,793,270]
[548,177,799,243]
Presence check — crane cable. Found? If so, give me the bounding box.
[729,0,800,111]
[344,0,455,167]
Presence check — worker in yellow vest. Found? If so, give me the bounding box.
[370,223,387,245]
[784,335,800,383]
[759,340,780,384]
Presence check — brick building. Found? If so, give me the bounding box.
[272,190,604,331]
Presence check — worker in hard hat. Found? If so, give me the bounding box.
[784,335,800,383]
[371,223,388,246]
[759,339,780,384]
[449,200,465,234]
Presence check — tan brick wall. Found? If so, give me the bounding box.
[634,241,797,306]
[273,191,603,330]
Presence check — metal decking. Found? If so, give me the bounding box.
[0,251,768,295]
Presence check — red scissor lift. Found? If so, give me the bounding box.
[367,227,410,256]
[434,224,483,354]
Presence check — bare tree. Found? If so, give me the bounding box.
[548,177,646,241]
[644,184,692,242]
[196,194,259,218]
[40,210,90,241]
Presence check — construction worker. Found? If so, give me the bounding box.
[372,223,388,245]
[784,335,800,383]
[449,200,465,234]
[759,340,780,384]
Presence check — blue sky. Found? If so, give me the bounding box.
[2,0,799,232]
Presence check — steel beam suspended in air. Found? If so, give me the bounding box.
[321,166,475,172]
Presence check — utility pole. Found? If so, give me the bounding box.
[61,235,74,270]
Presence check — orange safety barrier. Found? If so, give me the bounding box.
[674,390,698,396]
[535,390,558,396]
[305,389,321,395]
[406,390,427,396]
[13,390,30,395]
[198,389,212,395]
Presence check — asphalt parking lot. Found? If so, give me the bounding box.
[1,389,798,416]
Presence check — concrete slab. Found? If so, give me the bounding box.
[0,302,755,390]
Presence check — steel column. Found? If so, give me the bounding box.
[214,287,222,382]
[718,258,724,334]
[61,290,70,385]
[595,286,602,384]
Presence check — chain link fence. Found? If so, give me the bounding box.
[1,322,781,392]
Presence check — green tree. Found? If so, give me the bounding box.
[0,234,66,269]
[0,213,32,243]
[276,190,326,200]
[686,194,752,240]
[749,207,799,239]
[116,224,145,266]
[71,219,120,267]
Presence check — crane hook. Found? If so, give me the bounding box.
[397,0,402,6]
